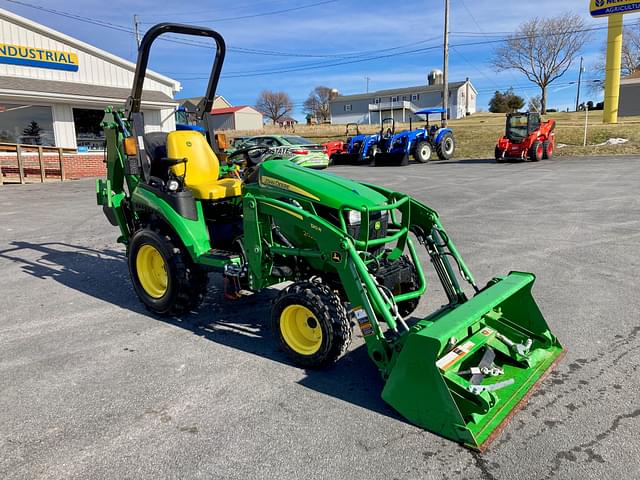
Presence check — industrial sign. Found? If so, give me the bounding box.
[590,0,640,17]
[0,43,79,72]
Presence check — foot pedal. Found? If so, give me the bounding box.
[208,249,241,261]
[223,264,245,300]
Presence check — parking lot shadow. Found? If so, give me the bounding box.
[0,240,144,310]
[0,241,402,423]
[179,288,401,421]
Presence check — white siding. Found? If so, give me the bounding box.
[52,103,76,148]
[159,108,176,132]
[234,110,263,131]
[142,110,162,133]
[0,12,177,97]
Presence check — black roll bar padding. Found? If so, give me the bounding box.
[125,23,226,121]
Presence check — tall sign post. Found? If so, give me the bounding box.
[590,0,640,124]
[442,0,450,127]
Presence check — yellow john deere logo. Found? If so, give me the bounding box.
[0,43,79,72]
[374,220,382,230]
[260,176,320,201]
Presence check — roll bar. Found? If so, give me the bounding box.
[125,23,226,121]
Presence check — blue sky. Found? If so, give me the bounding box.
[3,0,639,117]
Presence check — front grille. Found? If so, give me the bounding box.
[347,211,388,255]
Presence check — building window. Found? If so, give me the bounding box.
[0,103,55,146]
[73,108,106,151]
[411,94,419,101]
[391,96,398,102]
[374,97,381,104]
[344,104,352,112]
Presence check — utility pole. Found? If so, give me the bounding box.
[133,14,141,49]
[365,76,370,93]
[575,56,584,112]
[442,0,450,127]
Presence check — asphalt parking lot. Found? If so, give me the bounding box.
[1,155,639,480]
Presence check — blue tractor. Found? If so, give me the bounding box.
[373,108,456,166]
[332,118,394,164]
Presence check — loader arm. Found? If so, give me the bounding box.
[96,108,137,244]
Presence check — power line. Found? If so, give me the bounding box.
[3,0,630,81]
[181,29,614,79]
[138,0,338,24]
[3,0,438,61]
[140,0,292,19]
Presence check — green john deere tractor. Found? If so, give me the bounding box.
[97,23,564,450]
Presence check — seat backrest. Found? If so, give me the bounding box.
[166,130,220,185]
[143,132,168,179]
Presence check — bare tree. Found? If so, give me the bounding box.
[255,90,293,124]
[303,86,338,123]
[528,95,542,112]
[492,13,588,114]
[594,19,640,77]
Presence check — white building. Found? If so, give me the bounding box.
[0,8,180,152]
[209,106,264,131]
[330,74,477,125]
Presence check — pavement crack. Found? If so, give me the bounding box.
[543,408,640,478]
[470,452,499,480]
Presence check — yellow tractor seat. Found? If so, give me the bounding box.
[166,130,242,201]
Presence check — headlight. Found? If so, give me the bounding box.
[167,179,180,192]
[347,210,361,225]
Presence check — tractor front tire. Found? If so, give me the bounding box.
[543,140,554,160]
[414,141,432,163]
[272,280,351,368]
[495,146,505,162]
[436,132,456,160]
[529,141,543,162]
[128,227,208,316]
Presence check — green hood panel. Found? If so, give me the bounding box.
[258,160,388,209]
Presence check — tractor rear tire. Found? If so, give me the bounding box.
[543,140,553,160]
[436,132,456,160]
[128,227,208,316]
[414,141,432,163]
[272,280,351,368]
[529,141,543,162]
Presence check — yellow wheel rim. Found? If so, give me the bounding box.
[280,305,323,356]
[136,244,168,299]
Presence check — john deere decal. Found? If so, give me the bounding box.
[0,44,79,72]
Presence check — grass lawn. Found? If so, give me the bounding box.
[226,111,640,159]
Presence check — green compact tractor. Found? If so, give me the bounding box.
[97,24,563,450]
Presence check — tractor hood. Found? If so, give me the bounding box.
[257,160,388,210]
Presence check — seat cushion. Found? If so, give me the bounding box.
[189,178,242,200]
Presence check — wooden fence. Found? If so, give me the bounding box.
[0,143,76,185]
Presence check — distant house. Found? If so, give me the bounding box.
[178,95,232,115]
[619,70,640,117]
[277,116,298,128]
[209,106,263,131]
[330,77,477,125]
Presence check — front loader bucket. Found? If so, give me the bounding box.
[382,271,563,450]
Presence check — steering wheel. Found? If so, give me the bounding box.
[227,145,272,166]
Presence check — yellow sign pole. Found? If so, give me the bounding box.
[603,14,624,124]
